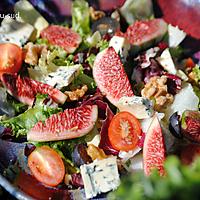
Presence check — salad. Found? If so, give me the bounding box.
[0,0,200,199]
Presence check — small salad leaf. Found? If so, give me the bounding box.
[86,31,101,47]
[193,86,200,108]
[72,0,90,37]
[71,66,96,92]
[35,38,48,45]
[192,65,200,83]
[86,53,96,68]
[9,99,28,115]
[0,95,61,137]
[28,46,74,81]
[96,39,109,52]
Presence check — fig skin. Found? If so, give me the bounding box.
[180,144,200,165]
[181,110,200,143]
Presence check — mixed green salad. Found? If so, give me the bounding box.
[0,0,200,200]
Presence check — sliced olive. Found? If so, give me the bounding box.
[92,17,120,36]
[72,144,92,167]
[169,112,182,139]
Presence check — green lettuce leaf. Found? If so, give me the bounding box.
[192,65,200,83]
[97,39,109,52]
[70,66,96,92]
[28,46,74,81]
[86,53,96,68]
[72,0,90,37]
[0,95,62,137]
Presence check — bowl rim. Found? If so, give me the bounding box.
[0,174,34,200]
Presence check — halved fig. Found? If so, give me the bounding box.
[181,110,200,143]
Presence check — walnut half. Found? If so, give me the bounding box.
[141,76,174,111]
[89,7,105,21]
[24,42,47,66]
[64,85,88,101]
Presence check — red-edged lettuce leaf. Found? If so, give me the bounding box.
[81,91,119,155]
[96,100,119,156]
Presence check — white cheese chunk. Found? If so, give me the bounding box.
[119,147,141,162]
[109,36,130,62]
[117,96,154,119]
[42,65,81,89]
[168,24,186,48]
[165,83,199,120]
[14,0,49,37]
[80,157,120,199]
[0,18,34,46]
[156,48,177,75]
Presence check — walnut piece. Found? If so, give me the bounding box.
[24,42,47,65]
[64,85,88,101]
[87,144,108,161]
[141,76,174,111]
[89,7,105,21]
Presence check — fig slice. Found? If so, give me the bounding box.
[27,105,98,142]
[143,115,166,176]
[158,0,200,39]
[93,47,134,106]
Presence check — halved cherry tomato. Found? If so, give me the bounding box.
[28,146,65,187]
[185,57,195,69]
[108,111,142,151]
[0,43,22,75]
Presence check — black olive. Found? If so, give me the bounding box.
[169,112,182,139]
[92,17,120,37]
[72,144,92,167]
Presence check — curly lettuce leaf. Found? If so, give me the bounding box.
[72,0,90,37]
[86,53,96,68]
[97,39,109,52]
[0,95,61,137]
[192,65,200,83]
[28,46,74,81]
[71,66,96,92]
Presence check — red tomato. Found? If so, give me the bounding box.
[108,111,142,151]
[0,43,23,75]
[185,57,195,69]
[28,146,65,187]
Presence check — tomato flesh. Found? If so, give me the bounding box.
[108,111,142,151]
[28,146,65,187]
[0,43,22,75]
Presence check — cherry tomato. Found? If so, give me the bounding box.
[0,43,22,75]
[185,57,195,69]
[108,111,142,151]
[28,146,65,187]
